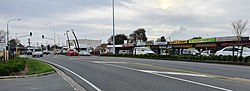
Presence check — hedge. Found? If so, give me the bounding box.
[0,58,26,76]
[100,54,250,64]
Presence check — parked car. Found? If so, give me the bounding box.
[66,48,78,56]
[119,50,132,54]
[133,47,155,55]
[32,49,43,57]
[201,50,216,56]
[27,50,33,55]
[43,50,50,55]
[79,50,91,56]
[61,47,68,55]
[89,50,100,55]
[215,46,250,57]
[182,49,200,55]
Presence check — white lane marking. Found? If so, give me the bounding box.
[38,59,102,91]
[92,61,127,64]
[103,63,232,91]
[139,70,214,78]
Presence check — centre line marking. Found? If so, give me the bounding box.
[103,63,232,91]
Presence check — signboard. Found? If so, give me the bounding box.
[195,43,216,47]
[189,38,216,43]
[155,42,167,45]
[136,42,145,46]
[123,44,134,47]
[170,40,188,44]
[172,44,193,48]
[216,36,238,42]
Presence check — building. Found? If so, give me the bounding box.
[66,39,102,50]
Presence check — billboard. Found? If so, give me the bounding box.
[189,38,216,43]
[170,40,188,44]
[216,36,238,42]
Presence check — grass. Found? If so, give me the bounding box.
[25,58,55,75]
[0,57,55,76]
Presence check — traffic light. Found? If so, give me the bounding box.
[30,32,32,37]
[42,35,44,39]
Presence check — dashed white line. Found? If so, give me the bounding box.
[102,63,232,91]
[139,70,214,78]
[92,61,127,64]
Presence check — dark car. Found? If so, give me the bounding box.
[89,50,100,55]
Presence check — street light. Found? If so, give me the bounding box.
[112,0,115,54]
[7,18,21,60]
[45,24,56,46]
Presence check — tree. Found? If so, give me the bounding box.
[129,33,137,44]
[231,19,248,57]
[156,36,166,42]
[232,19,248,45]
[108,34,128,45]
[129,28,148,44]
[0,30,6,43]
[190,36,202,39]
[9,39,17,49]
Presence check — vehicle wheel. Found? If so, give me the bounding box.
[40,55,43,57]
[32,55,35,57]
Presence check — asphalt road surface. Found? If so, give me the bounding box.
[33,55,250,91]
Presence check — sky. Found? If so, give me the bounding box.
[0,0,250,46]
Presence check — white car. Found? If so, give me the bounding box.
[133,47,155,55]
[79,50,91,56]
[182,49,200,55]
[32,49,43,57]
[215,46,250,57]
[119,50,132,54]
[201,50,216,56]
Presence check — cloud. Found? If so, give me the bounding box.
[0,0,250,46]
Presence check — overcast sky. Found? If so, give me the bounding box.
[0,0,250,46]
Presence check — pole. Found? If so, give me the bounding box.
[6,19,21,60]
[53,26,56,46]
[7,20,10,60]
[71,29,80,52]
[112,0,115,54]
[65,31,70,49]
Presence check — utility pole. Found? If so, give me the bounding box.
[65,31,70,49]
[68,29,80,52]
[112,0,115,54]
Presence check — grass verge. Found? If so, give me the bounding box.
[25,58,55,75]
[0,57,55,76]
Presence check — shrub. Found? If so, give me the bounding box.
[243,57,250,63]
[0,57,26,76]
[238,56,244,62]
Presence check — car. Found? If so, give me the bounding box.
[182,49,200,55]
[89,50,100,55]
[66,48,78,56]
[119,50,132,54]
[26,50,33,55]
[133,47,155,55]
[79,50,91,56]
[32,49,43,57]
[215,46,250,57]
[61,47,68,55]
[201,50,216,56]
[43,50,50,55]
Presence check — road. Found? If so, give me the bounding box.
[33,55,250,91]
